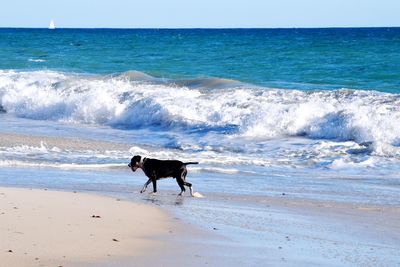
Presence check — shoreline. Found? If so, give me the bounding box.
[1,132,400,266]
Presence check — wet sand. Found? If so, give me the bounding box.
[0,132,131,151]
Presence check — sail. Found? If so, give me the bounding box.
[49,20,55,29]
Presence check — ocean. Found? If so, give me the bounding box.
[1,28,400,266]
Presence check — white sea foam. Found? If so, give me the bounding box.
[1,70,400,159]
[192,192,204,198]
[329,157,377,169]
[28,58,46,63]
[0,159,125,170]
[0,141,128,169]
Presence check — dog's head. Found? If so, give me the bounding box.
[128,155,142,172]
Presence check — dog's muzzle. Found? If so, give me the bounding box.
[128,163,138,172]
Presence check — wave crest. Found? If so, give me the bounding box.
[1,70,400,157]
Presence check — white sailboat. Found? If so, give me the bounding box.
[49,20,55,30]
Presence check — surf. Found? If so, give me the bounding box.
[1,70,400,158]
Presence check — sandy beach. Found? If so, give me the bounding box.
[2,186,399,267]
[1,131,400,266]
[0,187,177,267]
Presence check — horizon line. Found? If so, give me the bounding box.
[0,26,399,30]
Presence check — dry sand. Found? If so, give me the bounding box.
[0,187,176,267]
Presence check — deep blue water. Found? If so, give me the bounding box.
[1,27,399,92]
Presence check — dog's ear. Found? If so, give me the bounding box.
[133,155,141,163]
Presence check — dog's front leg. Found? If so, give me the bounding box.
[140,178,151,193]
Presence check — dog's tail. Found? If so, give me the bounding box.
[184,162,199,165]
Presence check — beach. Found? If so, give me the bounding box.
[1,187,154,266]
[1,132,399,266]
[0,187,178,267]
[0,186,234,267]
[1,179,399,266]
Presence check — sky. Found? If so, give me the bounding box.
[0,0,399,28]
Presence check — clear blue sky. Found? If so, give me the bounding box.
[1,0,399,28]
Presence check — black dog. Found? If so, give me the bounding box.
[129,155,198,196]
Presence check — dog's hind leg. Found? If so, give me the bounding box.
[180,168,194,197]
[183,181,193,197]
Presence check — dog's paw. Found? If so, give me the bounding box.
[192,192,204,198]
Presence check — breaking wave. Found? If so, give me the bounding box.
[1,69,400,157]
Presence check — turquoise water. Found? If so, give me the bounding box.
[1,28,400,170]
[1,28,399,92]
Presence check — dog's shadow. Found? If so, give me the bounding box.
[142,193,185,206]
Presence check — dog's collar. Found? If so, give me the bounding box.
[139,157,147,167]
